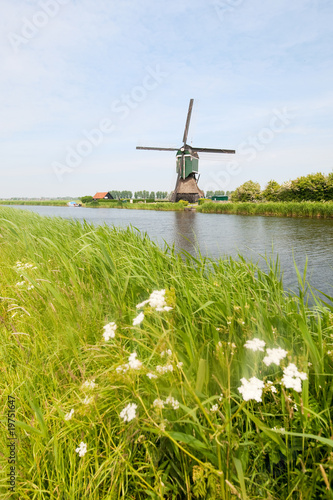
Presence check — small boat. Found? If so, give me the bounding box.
[67,202,81,207]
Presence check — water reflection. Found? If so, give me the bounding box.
[172,211,199,254]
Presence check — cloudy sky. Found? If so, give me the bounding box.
[1,0,332,198]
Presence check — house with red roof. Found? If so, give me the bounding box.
[92,192,114,200]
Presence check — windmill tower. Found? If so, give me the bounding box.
[137,99,235,203]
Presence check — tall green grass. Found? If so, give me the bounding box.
[0,207,332,499]
[197,201,333,218]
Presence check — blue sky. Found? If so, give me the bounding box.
[1,0,332,197]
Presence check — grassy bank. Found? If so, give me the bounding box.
[197,201,333,218]
[0,207,333,499]
[0,200,74,207]
[85,201,186,211]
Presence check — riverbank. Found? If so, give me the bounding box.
[2,199,333,218]
[0,207,332,499]
[197,200,333,218]
[0,200,72,206]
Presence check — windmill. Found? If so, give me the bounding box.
[136,99,236,203]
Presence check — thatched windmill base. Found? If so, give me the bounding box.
[171,173,204,203]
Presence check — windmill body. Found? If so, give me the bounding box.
[137,100,235,203]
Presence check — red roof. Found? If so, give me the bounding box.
[93,192,109,199]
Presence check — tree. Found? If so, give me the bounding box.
[80,196,93,203]
[230,181,261,202]
[262,180,281,201]
[149,191,155,199]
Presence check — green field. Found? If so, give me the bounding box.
[0,207,333,499]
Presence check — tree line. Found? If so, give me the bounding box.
[231,172,333,202]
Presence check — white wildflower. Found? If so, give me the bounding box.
[82,380,97,390]
[83,396,93,405]
[263,347,288,367]
[238,376,265,402]
[176,362,183,369]
[161,349,172,357]
[282,363,307,392]
[75,441,87,457]
[128,352,142,370]
[267,381,277,393]
[136,289,172,312]
[133,312,144,326]
[146,372,158,379]
[103,322,117,341]
[136,299,150,309]
[153,398,165,409]
[218,393,223,401]
[120,403,137,422]
[165,396,179,409]
[210,404,218,412]
[156,364,173,374]
[64,409,74,421]
[244,338,266,352]
[116,364,129,374]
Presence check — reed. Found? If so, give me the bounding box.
[197,201,333,218]
[0,207,332,499]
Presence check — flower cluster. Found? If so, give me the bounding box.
[75,442,87,457]
[116,353,143,373]
[156,364,173,374]
[238,377,265,402]
[82,380,97,390]
[153,398,165,409]
[133,311,144,326]
[263,348,288,367]
[161,349,172,357]
[120,403,137,422]
[152,396,179,410]
[136,289,172,312]
[15,261,37,271]
[16,280,34,290]
[128,352,142,370]
[282,364,307,392]
[239,338,308,402]
[244,338,266,352]
[103,322,117,341]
